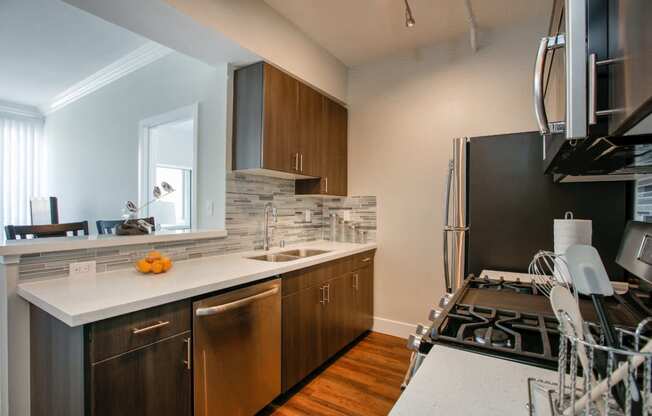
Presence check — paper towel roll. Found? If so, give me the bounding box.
[554,212,592,255]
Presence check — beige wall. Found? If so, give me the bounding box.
[163,0,348,102]
[347,17,548,333]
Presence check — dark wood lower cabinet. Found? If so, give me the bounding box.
[282,285,326,390]
[30,251,374,415]
[30,301,192,416]
[282,250,375,392]
[90,332,192,416]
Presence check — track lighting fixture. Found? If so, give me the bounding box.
[404,0,416,27]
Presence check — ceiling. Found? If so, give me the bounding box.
[0,0,147,109]
[263,0,552,67]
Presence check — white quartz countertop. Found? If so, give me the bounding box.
[391,345,558,415]
[17,241,377,326]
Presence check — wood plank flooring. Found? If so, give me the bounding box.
[260,332,411,416]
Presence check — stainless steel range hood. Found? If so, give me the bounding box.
[538,0,652,183]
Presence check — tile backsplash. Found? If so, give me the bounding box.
[18,172,377,280]
[635,177,652,222]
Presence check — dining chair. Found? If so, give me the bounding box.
[96,217,155,235]
[5,221,89,240]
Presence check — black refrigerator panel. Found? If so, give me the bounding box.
[466,131,628,279]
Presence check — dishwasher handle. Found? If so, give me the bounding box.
[195,285,279,316]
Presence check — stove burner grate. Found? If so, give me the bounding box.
[435,303,559,366]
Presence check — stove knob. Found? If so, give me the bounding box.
[438,293,453,308]
[428,308,442,322]
[415,324,429,336]
[407,334,422,351]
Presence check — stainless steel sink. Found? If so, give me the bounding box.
[247,254,299,262]
[278,249,330,258]
[247,248,330,262]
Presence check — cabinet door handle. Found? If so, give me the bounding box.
[319,286,326,305]
[353,273,359,290]
[324,283,330,304]
[293,153,299,171]
[183,337,191,370]
[132,320,170,335]
[325,177,328,193]
[300,153,303,172]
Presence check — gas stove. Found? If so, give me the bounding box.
[401,272,648,389]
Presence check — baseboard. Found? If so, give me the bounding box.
[372,316,415,339]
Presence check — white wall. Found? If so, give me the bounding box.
[348,17,548,334]
[45,52,227,231]
[63,0,347,103]
[162,0,348,102]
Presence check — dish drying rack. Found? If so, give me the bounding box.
[527,250,652,415]
[531,317,652,416]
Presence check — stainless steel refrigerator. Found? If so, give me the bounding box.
[442,131,628,292]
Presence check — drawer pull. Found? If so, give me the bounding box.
[353,273,359,290]
[183,337,191,370]
[361,257,371,263]
[132,320,170,335]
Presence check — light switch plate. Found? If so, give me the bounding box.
[69,261,96,278]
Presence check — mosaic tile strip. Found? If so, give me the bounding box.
[636,177,652,222]
[18,173,377,280]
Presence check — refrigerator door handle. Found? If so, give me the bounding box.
[442,159,454,293]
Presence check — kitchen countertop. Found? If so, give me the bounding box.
[17,240,377,326]
[390,345,558,415]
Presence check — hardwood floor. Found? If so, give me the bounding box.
[260,332,411,416]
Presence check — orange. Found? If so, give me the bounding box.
[151,261,164,274]
[146,251,162,263]
[161,257,173,272]
[136,259,152,274]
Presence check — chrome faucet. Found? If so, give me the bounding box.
[263,202,277,251]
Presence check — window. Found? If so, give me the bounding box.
[139,104,197,231]
[153,165,191,229]
[0,115,46,230]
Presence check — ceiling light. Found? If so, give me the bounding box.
[404,0,416,27]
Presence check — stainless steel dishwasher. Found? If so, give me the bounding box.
[193,278,281,416]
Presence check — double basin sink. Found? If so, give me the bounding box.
[248,249,330,262]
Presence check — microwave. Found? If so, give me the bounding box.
[535,0,652,181]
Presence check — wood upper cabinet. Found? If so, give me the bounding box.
[295,96,348,196]
[262,64,300,173]
[322,97,348,196]
[233,61,348,195]
[297,82,323,177]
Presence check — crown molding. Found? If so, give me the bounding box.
[0,100,43,120]
[43,41,172,115]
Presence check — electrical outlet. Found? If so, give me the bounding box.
[69,261,96,278]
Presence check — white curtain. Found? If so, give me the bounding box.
[0,115,46,229]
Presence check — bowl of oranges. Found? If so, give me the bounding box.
[135,251,173,275]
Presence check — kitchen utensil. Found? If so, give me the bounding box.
[565,244,641,413]
[529,250,574,298]
[566,245,617,346]
[564,337,652,415]
[550,287,589,369]
[550,286,605,415]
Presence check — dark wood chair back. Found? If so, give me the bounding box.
[96,218,155,235]
[5,221,89,240]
